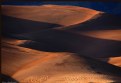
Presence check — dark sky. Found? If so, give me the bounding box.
[2,1,121,15]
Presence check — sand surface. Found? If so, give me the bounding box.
[2,5,121,83]
[2,38,121,83]
[2,5,100,26]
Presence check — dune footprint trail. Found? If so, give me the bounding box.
[1,5,121,82]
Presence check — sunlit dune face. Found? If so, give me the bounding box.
[11,52,114,83]
[1,5,100,26]
[2,37,28,45]
[109,57,121,67]
[1,38,49,76]
[79,30,121,41]
[2,5,121,83]
[2,38,120,83]
[72,29,121,67]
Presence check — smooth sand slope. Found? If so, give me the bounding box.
[109,57,121,67]
[13,29,121,58]
[2,38,121,83]
[1,5,100,36]
[2,5,99,26]
[79,30,121,41]
[59,12,121,30]
[2,5,121,82]
[13,29,121,67]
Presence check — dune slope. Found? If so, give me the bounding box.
[2,5,121,82]
[1,5,100,36]
[2,38,121,83]
[2,5,100,26]
[13,29,121,58]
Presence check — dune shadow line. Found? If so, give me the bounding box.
[15,29,121,58]
[62,13,121,31]
[2,15,62,36]
[1,74,18,83]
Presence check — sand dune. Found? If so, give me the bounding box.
[1,5,100,36]
[58,12,121,42]
[108,57,121,67]
[10,28,121,69]
[13,29,121,58]
[2,38,121,83]
[2,5,100,26]
[2,5,121,82]
[2,15,61,35]
[79,30,121,41]
[59,12,121,31]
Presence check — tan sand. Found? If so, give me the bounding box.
[2,5,100,26]
[79,30,121,41]
[2,38,121,83]
[2,5,121,82]
[109,57,121,67]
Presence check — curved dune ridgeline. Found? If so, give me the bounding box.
[2,5,121,82]
[60,13,121,31]
[2,15,61,35]
[1,5,100,26]
[1,5,99,36]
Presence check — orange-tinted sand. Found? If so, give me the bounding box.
[2,38,121,83]
[79,30,121,41]
[2,5,121,82]
[2,5,100,26]
[109,57,121,67]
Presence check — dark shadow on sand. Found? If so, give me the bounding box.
[2,7,121,82]
[14,29,121,58]
[2,15,62,36]
[2,15,121,82]
[1,74,18,83]
[61,13,121,31]
[11,29,121,82]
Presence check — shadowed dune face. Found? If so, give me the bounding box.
[1,5,100,26]
[1,5,100,37]
[60,13,121,31]
[14,29,121,58]
[2,15,61,35]
[2,5,121,82]
[2,38,49,76]
[2,38,121,83]
[1,74,18,83]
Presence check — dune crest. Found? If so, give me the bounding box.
[2,5,100,26]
